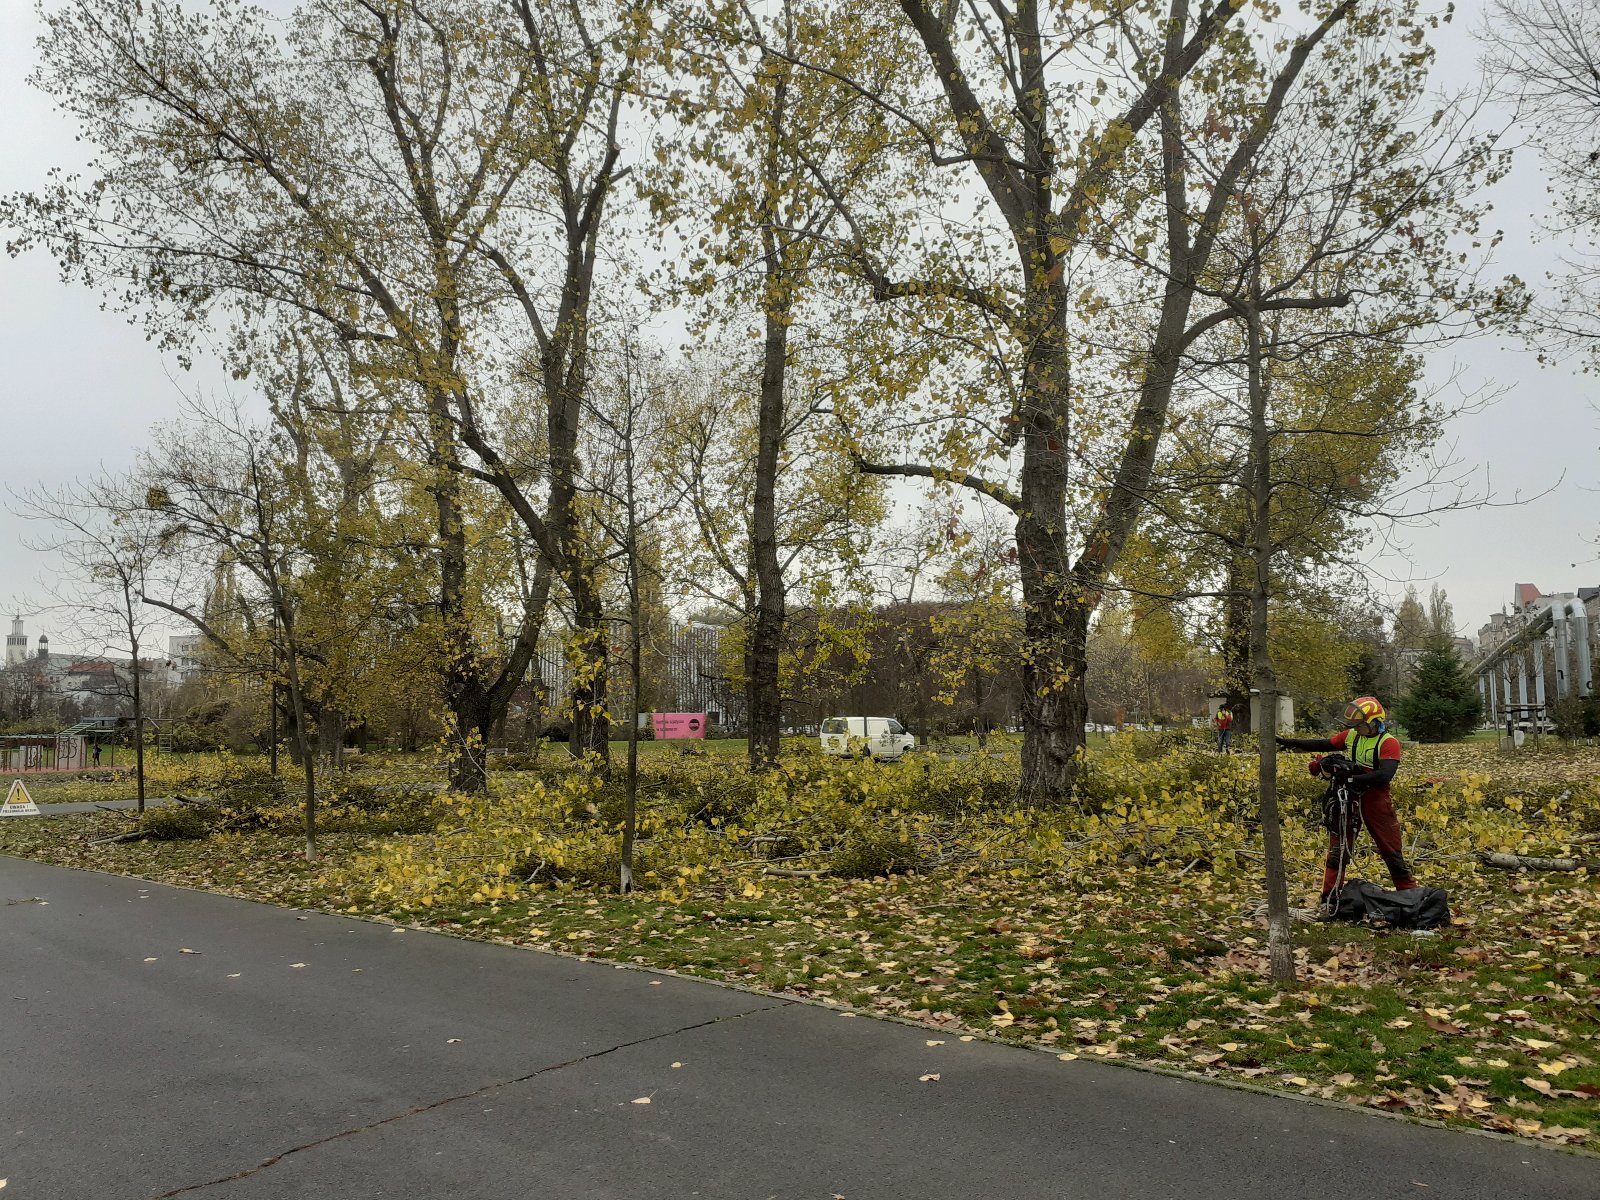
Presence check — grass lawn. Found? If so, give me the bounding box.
[2,736,1597,1149]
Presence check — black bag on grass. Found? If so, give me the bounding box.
[1330,879,1451,930]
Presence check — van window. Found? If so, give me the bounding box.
[887,720,905,736]
[822,718,847,735]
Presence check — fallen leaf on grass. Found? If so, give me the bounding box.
[1423,1016,1466,1035]
[1536,1060,1570,1076]
[1521,1077,1553,1095]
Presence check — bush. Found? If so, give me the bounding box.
[321,781,443,835]
[829,827,925,878]
[141,804,214,840]
[1552,696,1600,741]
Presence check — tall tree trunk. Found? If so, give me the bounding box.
[748,303,788,772]
[1245,300,1295,986]
[1015,316,1085,805]
[746,53,792,773]
[430,391,490,794]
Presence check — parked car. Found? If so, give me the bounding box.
[820,716,915,761]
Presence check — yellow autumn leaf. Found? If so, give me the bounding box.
[1522,1077,1553,1095]
[1537,1060,1570,1076]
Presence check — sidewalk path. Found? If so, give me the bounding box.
[22,797,174,815]
[0,856,1591,1199]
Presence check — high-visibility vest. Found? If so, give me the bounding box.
[1347,731,1398,770]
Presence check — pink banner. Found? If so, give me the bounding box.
[651,712,707,739]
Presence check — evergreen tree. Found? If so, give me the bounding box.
[1396,632,1483,742]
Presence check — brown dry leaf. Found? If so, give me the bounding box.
[919,1073,941,1082]
[1423,1015,1467,1036]
[631,1096,652,1105]
[1534,1126,1591,1145]
[1521,1077,1553,1095]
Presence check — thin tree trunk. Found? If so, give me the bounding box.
[277,612,318,863]
[622,515,642,896]
[1245,299,1295,986]
[568,581,611,772]
[126,593,146,814]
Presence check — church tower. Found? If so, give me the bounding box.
[6,617,26,667]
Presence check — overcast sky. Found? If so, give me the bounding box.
[1,0,1595,659]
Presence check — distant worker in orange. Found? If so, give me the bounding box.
[1277,696,1418,900]
[1214,706,1234,754]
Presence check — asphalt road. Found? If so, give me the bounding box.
[1,857,1592,1199]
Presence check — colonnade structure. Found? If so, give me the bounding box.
[1471,590,1595,730]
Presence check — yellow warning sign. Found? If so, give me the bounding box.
[1,779,40,817]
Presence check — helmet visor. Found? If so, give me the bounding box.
[1343,701,1375,726]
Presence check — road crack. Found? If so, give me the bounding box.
[154,999,793,1197]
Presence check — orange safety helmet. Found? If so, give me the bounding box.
[1343,696,1386,728]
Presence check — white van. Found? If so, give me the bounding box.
[820,716,915,760]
